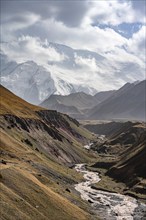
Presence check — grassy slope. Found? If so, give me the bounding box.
[0,122,93,220]
[0,86,98,220]
[1,167,89,220]
[0,85,93,140]
[0,85,43,118]
[0,85,95,164]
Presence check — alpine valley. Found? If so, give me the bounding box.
[0,37,146,220]
[1,0,146,219]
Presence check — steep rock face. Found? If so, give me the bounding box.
[0,112,86,164]
[37,110,78,128]
[37,110,82,139]
[3,114,64,142]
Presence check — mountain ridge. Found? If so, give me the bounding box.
[1,41,144,105]
[40,90,118,119]
[88,80,146,121]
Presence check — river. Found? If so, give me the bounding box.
[74,164,146,220]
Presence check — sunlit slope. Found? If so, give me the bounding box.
[0,85,97,220]
[0,85,44,118]
[0,85,94,164]
[0,130,91,220]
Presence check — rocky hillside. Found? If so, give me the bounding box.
[84,121,135,137]
[0,85,97,220]
[0,85,94,164]
[107,123,146,195]
[87,121,146,201]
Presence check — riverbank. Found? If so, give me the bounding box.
[88,162,146,203]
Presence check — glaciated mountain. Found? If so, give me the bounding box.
[1,56,56,104]
[1,41,144,104]
[47,42,104,70]
[0,51,98,104]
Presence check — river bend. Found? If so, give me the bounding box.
[75,164,146,220]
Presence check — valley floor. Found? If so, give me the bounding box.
[0,85,146,220]
[74,163,146,220]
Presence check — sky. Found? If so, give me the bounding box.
[0,0,146,90]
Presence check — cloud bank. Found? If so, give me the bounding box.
[1,0,145,90]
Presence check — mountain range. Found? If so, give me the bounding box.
[40,80,145,121]
[40,90,115,119]
[1,42,105,104]
[88,80,146,121]
[0,41,145,121]
[1,41,144,105]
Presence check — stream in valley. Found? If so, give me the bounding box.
[74,164,146,220]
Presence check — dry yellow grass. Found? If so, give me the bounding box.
[0,85,99,219]
[0,129,92,220]
[0,85,44,118]
[0,166,90,220]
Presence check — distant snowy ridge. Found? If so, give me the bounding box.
[0,53,97,104]
[1,41,144,104]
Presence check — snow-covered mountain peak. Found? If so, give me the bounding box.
[0,41,144,104]
[0,52,98,104]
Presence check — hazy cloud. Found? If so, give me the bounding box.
[126,25,146,61]
[0,0,145,89]
[1,0,88,27]
[1,36,67,65]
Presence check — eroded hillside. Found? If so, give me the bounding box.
[0,85,97,220]
[86,121,146,202]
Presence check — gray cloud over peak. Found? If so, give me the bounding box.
[1,0,145,28]
[53,1,88,27]
[1,0,88,27]
[131,0,146,15]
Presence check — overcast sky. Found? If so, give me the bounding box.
[0,0,146,89]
